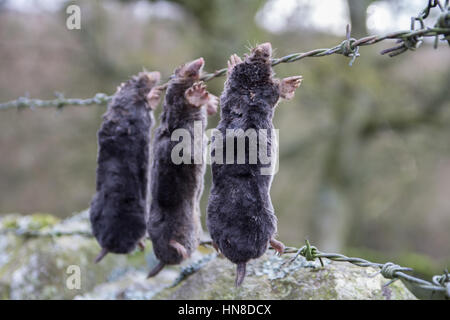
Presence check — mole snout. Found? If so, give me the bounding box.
[247,42,272,63]
[175,57,205,81]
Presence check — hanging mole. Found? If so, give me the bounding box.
[147,57,218,277]
[90,71,163,263]
[206,42,302,286]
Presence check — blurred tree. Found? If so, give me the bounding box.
[120,0,267,70]
[69,1,122,85]
[347,0,372,37]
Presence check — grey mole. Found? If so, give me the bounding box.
[147,58,218,277]
[90,72,163,263]
[206,43,302,286]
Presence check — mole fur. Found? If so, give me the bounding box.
[147,58,218,277]
[90,71,163,262]
[206,43,302,286]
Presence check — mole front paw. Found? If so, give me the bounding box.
[185,82,210,107]
[279,76,303,100]
[227,54,242,77]
[147,85,163,110]
[206,94,218,115]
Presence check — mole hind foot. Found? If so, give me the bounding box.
[212,241,225,258]
[227,54,242,77]
[185,82,210,108]
[94,248,109,264]
[212,241,220,253]
[138,240,146,251]
[206,94,218,115]
[147,261,166,278]
[279,76,303,100]
[235,263,247,287]
[147,85,163,110]
[270,238,285,256]
[169,239,189,260]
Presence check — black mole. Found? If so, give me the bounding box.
[206,43,302,286]
[147,58,218,277]
[90,71,163,263]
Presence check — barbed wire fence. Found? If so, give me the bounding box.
[0,0,448,300]
[281,240,450,300]
[0,0,449,111]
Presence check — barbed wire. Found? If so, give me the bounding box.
[0,228,92,238]
[279,240,450,300]
[0,0,448,112]
[0,92,112,112]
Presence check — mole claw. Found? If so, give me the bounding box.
[138,240,146,251]
[207,94,218,115]
[169,239,189,260]
[147,86,163,110]
[212,241,220,253]
[227,54,242,75]
[94,248,109,264]
[270,238,285,255]
[185,82,210,107]
[280,75,303,100]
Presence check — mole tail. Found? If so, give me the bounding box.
[147,261,166,278]
[94,248,109,264]
[235,263,247,287]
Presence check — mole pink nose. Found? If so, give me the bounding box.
[147,71,161,82]
[187,57,205,72]
[257,42,272,55]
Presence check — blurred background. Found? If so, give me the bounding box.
[0,0,449,279]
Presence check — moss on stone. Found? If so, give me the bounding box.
[28,213,60,230]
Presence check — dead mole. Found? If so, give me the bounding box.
[90,71,163,263]
[147,57,218,277]
[206,42,302,286]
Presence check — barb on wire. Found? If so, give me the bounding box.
[0,0,448,112]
